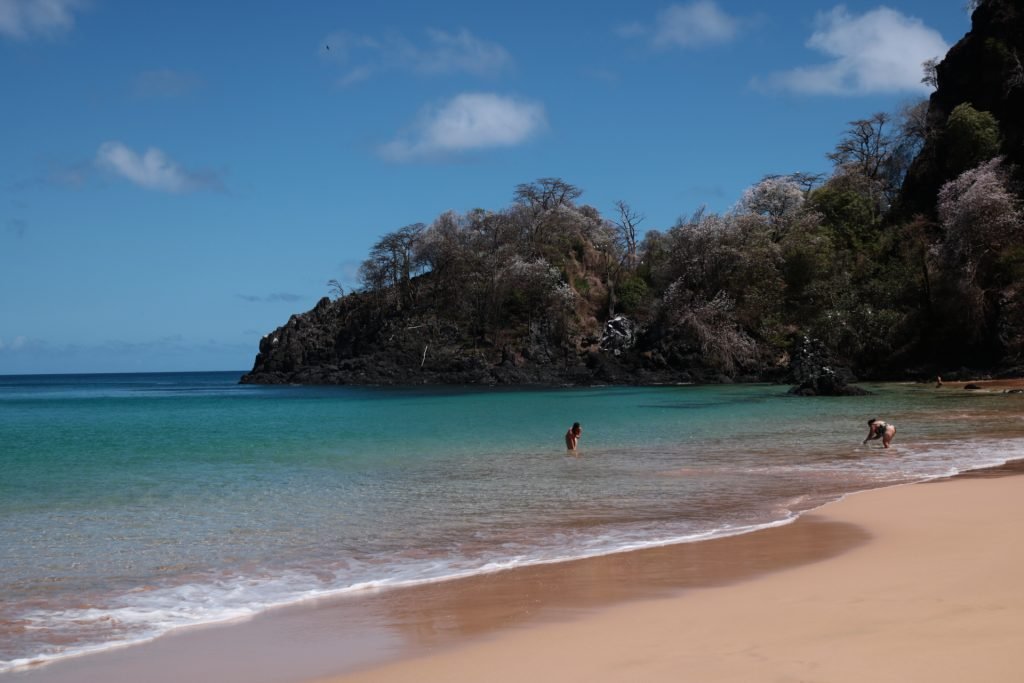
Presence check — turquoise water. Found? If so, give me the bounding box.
[2,372,1024,672]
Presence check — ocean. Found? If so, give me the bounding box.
[2,371,1023,675]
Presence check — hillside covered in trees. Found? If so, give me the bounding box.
[242,0,1024,388]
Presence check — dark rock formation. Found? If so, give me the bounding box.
[241,294,695,386]
[900,0,1024,218]
[598,315,639,355]
[787,337,870,396]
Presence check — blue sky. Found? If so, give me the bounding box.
[1,0,970,374]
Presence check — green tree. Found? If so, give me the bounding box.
[944,103,1001,178]
[806,176,878,251]
[616,275,650,314]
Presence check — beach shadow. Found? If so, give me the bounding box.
[346,516,868,652]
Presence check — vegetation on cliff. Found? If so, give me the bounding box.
[243,0,1024,386]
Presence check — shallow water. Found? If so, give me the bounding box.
[2,372,1022,672]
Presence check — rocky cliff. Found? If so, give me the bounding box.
[900,0,1024,216]
[240,292,764,386]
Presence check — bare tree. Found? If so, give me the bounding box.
[880,98,933,204]
[511,178,584,252]
[359,223,426,309]
[682,205,706,227]
[326,279,345,300]
[896,99,930,149]
[921,57,940,89]
[358,252,392,306]
[612,200,644,270]
[827,113,893,182]
[513,177,582,212]
[781,172,826,195]
[826,112,917,212]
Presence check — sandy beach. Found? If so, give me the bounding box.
[9,458,1024,683]
[324,467,1024,683]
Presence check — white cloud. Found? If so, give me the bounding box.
[321,28,512,86]
[380,93,546,162]
[653,1,739,48]
[96,142,221,193]
[415,28,512,75]
[0,0,82,40]
[619,1,739,49]
[759,6,949,95]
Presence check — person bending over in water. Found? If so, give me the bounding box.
[863,418,896,448]
[565,422,582,450]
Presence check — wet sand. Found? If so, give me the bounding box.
[324,465,1024,683]
[935,377,1024,392]
[8,500,869,683]
[10,466,1024,683]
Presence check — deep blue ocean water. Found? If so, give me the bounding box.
[2,371,1023,672]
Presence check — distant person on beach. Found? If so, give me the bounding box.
[565,422,582,451]
[936,375,943,388]
[863,419,896,448]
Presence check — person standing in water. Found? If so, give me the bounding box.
[863,418,896,448]
[565,422,582,450]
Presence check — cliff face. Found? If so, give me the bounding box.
[242,293,521,385]
[901,0,1024,216]
[240,292,764,386]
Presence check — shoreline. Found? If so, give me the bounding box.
[321,461,1024,683]
[10,460,1024,683]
